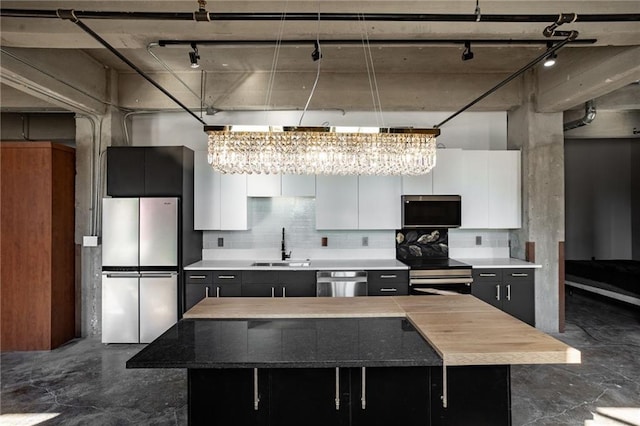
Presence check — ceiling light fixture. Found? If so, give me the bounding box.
[543,42,557,67]
[205,11,439,176]
[189,43,200,68]
[461,41,474,61]
[205,126,439,175]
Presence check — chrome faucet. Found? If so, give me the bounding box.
[281,227,291,261]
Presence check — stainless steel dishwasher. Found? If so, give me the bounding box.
[316,271,368,297]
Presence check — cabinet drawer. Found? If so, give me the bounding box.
[368,270,409,284]
[472,269,503,282]
[242,270,279,284]
[503,268,534,283]
[368,281,409,296]
[185,271,213,284]
[212,270,242,284]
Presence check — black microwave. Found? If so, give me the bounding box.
[401,195,462,228]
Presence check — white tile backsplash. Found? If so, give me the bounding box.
[202,198,512,260]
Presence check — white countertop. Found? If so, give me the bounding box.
[185,259,409,271]
[456,258,542,269]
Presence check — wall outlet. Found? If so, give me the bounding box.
[362,236,369,246]
[217,237,224,247]
[475,235,482,246]
[321,237,328,247]
[83,236,99,247]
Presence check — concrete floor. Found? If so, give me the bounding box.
[1,290,639,426]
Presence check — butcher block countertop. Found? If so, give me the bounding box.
[185,295,580,367]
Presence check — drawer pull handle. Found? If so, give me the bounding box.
[511,273,529,277]
[217,275,236,279]
[479,273,497,277]
[379,288,398,292]
[189,275,207,279]
[380,274,397,279]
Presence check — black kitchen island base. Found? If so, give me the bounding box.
[188,365,511,426]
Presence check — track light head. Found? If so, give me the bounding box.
[189,43,200,69]
[311,41,322,62]
[543,42,557,67]
[461,41,474,61]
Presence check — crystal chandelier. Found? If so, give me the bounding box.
[206,125,439,176]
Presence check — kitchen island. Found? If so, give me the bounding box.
[127,296,580,426]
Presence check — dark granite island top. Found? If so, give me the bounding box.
[126,317,442,369]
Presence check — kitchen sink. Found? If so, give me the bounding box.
[251,261,311,267]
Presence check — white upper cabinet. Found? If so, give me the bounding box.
[315,175,359,230]
[194,151,248,230]
[247,174,281,197]
[358,176,401,230]
[488,151,521,229]
[461,151,490,229]
[282,174,316,197]
[246,174,316,197]
[401,173,433,195]
[432,149,465,195]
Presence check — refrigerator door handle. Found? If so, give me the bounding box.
[105,272,141,278]
[140,271,178,278]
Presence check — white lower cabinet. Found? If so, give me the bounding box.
[194,150,248,230]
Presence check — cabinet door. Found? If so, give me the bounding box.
[185,283,210,311]
[279,271,316,297]
[282,174,316,197]
[144,147,184,196]
[220,174,248,230]
[214,282,242,297]
[189,369,268,426]
[488,151,521,228]
[242,271,279,297]
[432,149,464,195]
[316,175,359,229]
[106,147,145,196]
[269,368,346,426]
[367,270,409,296]
[194,150,221,230]
[247,174,281,197]
[502,269,535,326]
[461,150,489,229]
[471,281,502,310]
[358,176,401,230]
[351,367,430,426]
[402,174,433,195]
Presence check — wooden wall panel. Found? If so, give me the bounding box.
[1,142,75,351]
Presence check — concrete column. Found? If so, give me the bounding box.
[508,71,564,333]
[75,70,124,337]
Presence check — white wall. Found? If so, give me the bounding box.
[565,139,634,260]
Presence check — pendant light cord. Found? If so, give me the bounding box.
[265,2,288,122]
[359,13,384,127]
[298,4,322,126]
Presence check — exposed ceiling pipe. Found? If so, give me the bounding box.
[1,8,639,23]
[563,100,597,131]
[56,9,206,126]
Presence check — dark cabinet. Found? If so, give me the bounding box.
[107,146,190,197]
[472,268,535,326]
[242,271,316,297]
[187,365,511,426]
[367,270,409,296]
[184,270,242,311]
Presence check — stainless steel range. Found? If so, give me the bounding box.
[395,228,473,295]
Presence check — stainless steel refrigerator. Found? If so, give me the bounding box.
[101,197,179,343]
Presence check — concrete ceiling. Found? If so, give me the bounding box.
[1,1,639,117]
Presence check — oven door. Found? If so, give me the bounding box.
[410,282,471,295]
[409,269,473,295]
